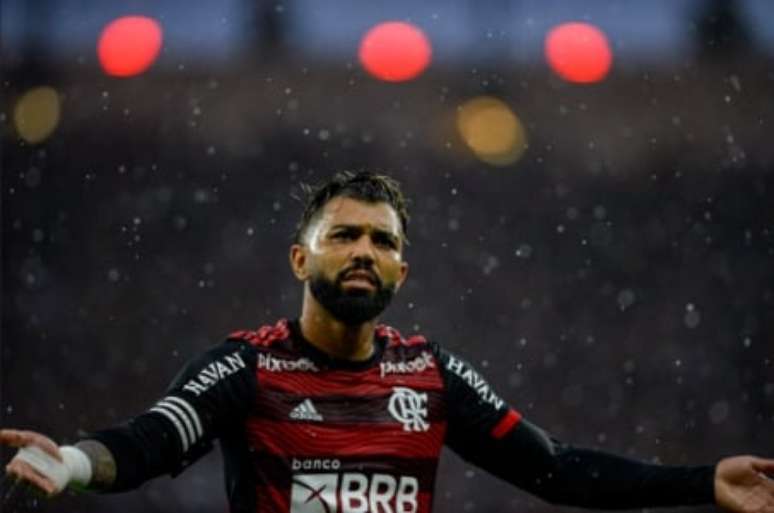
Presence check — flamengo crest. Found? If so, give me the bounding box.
[388,387,429,432]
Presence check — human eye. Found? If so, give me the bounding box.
[330,228,357,241]
[373,232,398,249]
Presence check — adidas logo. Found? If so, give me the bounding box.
[289,398,323,422]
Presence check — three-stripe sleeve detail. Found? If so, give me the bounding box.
[164,396,204,438]
[149,396,203,453]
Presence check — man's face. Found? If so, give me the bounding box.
[290,196,409,325]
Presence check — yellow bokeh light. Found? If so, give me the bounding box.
[14,86,61,144]
[456,96,527,166]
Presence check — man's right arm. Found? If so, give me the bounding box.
[434,345,717,509]
[3,338,258,493]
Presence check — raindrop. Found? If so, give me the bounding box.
[482,255,499,275]
[25,167,42,188]
[709,401,729,424]
[515,244,533,258]
[729,75,741,92]
[684,304,701,328]
[617,289,636,310]
[173,215,188,231]
[108,268,121,282]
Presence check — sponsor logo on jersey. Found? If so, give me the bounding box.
[257,353,319,372]
[290,473,418,513]
[182,351,246,397]
[292,458,341,471]
[445,356,504,410]
[387,387,429,432]
[380,352,435,378]
[290,399,324,422]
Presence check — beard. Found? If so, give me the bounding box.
[309,267,396,326]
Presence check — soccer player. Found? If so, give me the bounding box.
[2,171,774,513]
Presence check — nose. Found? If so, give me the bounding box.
[350,235,376,264]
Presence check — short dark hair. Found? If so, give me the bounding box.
[294,171,410,245]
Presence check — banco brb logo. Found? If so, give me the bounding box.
[388,387,429,432]
[290,473,419,513]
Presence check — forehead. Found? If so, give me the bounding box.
[315,196,401,234]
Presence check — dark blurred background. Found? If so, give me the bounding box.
[1,1,773,512]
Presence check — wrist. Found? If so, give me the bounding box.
[74,439,117,489]
[60,446,93,487]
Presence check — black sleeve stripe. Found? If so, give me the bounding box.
[162,396,203,439]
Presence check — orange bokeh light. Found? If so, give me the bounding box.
[98,16,163,77]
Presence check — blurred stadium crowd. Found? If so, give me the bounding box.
[2,1,773,512]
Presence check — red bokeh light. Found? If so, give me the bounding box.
[545,22,612,84]
[358,22,432,82]
[98,16,163,78]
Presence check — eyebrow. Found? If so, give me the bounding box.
[329,224,400,240]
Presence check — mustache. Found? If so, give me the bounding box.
[335,263,382,288]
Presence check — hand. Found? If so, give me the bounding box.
[715,455,774,513]
[1,429,62,496]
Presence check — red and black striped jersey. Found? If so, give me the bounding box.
[88,319,715,512]
[235,320,448,513]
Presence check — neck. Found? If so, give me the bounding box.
[298,288,377,361]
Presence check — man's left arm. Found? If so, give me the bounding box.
[433,345,774,511]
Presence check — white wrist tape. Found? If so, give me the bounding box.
[15,445,93,492]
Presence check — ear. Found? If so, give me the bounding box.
[289,244,310,281]
[394,261,409,291]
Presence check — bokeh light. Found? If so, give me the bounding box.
[98,16,163,77]
[545,22,612,84]
[456,96,527,166]
[14,86,61,144]
[358,22,432,82]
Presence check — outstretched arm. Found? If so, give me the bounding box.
[1,429,115,494]
[2,337,257,494]
[434,345,774,511]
